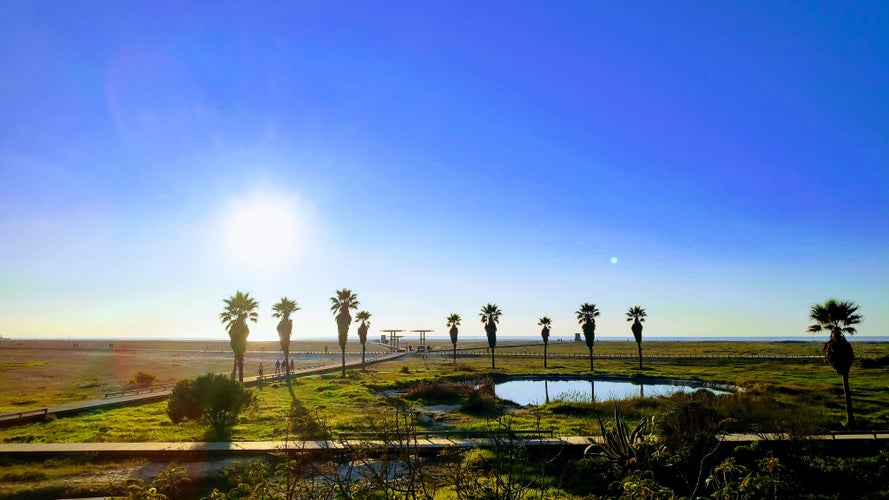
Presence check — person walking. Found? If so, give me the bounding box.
[275,358,281,375]
[258,362,264,379]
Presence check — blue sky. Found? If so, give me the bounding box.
[1,1,886,341]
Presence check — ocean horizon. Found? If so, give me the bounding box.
[3,335,887,343]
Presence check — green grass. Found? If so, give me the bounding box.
[1,341,887,444]
[0,456,151,499]
[1,340,886,500]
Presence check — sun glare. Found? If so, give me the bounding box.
[224,193,300,269]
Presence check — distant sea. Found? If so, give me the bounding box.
[423,336,889,343]
[4,335,886,342]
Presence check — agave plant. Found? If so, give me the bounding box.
[447,313,462,365]
[585,404,661,470]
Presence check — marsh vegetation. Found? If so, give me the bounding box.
[1,337,887,498]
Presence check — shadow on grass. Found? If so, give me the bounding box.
[290,398,327,439]
[286,373,296,402]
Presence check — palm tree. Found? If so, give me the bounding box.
[808,299,863,427]
[538,316,552,368]
[479,303,502,369]
[626,306,647,370]
[447,313,462,365]
[576,303,600,372]
[330,288,359,377]
[272,297,300,377]
[355,310,372,371]
[219,291,259,382]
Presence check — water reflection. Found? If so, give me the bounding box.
[494,378,726,406]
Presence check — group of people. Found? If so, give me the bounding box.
[257,358,295,379]
[275,358,294,375]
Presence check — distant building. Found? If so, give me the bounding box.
[380,334,387,343]
[574,333,582,342]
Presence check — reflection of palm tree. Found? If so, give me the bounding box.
[355,310,371,371]
[809,298,863,427]
[447,313,462,365]
[576,303,600,371]
[545,379,550,404]
[590,379,596,403]
[330,289,359,378]
[479,303,502,369]
[538,316,552,368]
[220,291,259,382]
[272,297,300,376]
[626,306,647,370]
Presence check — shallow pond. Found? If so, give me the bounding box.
[494,378,729,405]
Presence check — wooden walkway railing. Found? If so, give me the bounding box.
[1,431,888,457]
[429,351,821,360]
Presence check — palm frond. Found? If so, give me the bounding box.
[272,297,300,319]
[809,298,863,337]
[330,288,360,315]
[446,313,462,327]
[479,303,502,324]
[625,305,646,322]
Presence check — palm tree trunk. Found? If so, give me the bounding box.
[341,348,346,378]
[588,346,594,372]
[842,373,855,427]
[453,344,457,365]
[491,348,495,370]
[544,343,548,368]
[361,346,366,371]
[637,342,643,370]
[284,352,290,378]
[231,358,237,381]
[237,354,244,382]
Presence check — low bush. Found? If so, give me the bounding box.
[166,373,255,436]
[195,374,256,436]
[166,379,201,423]
[860,355,889,369]
[128,372,156,388]
[403,381,470,404]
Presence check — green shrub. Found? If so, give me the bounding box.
[129,371,156,387]
[656,391,725,495]
[194,373,256,436]
[860,355,889,369]
[458,378,500,416]
[166,379,202,423]
[404,381,469,404]
[166,373,255,435]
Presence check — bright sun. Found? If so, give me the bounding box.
[224,193,300,268]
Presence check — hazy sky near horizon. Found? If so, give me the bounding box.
[1,1,887,342]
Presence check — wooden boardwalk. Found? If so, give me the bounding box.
[433,349,821,360]
[0,351,406,426]
[1,432,887,457]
